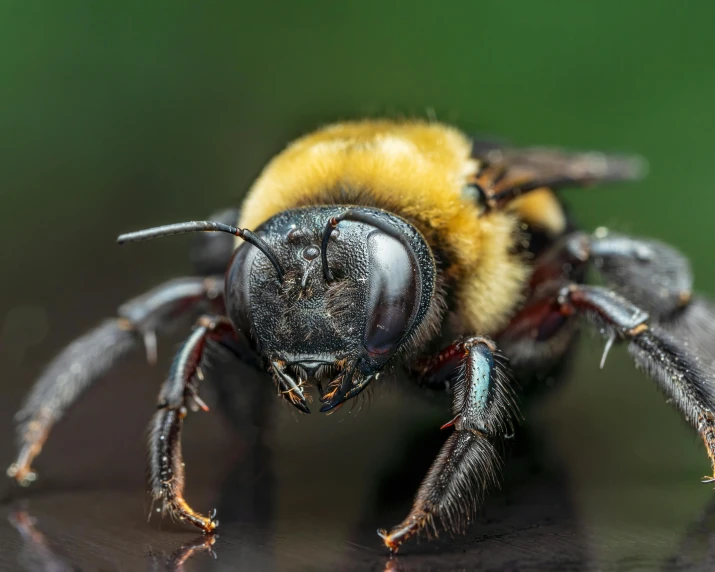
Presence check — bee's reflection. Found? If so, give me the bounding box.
[8,508,71,572]
[148,534,218,572]
[8,506,218,572]
[11,443,715,571]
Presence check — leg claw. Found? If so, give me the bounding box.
[204,508,219,533]
[7,463,37,487]
[377,528,399,554]
[377,519,421,554]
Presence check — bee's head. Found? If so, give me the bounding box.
[225,207,436,412]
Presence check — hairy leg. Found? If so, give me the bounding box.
[379,337,516,552]
[556,284,715,480]
[148,315,235,533]
[8,276,223,485]
[503,279,715,485]
[502,228,715,369]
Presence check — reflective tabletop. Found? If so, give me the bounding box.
[1,352,713,571]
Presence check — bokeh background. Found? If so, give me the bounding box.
[2,1,715,570]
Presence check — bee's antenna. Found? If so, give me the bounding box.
[320,209,412,282]
[117,221,285,281]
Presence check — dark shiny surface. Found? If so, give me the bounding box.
[0,356,714,571]
[365,232,418,356]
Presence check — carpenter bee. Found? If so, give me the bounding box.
[8,120,715,553]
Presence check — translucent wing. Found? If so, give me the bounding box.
[469,138,647,208]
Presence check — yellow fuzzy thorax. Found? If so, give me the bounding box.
[238,120,561,335]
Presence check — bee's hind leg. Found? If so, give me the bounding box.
[378,336,517,553]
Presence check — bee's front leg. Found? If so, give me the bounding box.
[378,336,517,553]
[149,315,235,533]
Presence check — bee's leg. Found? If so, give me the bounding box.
[553,284,715,483]
[503,228,713,369]
[528,229,715,367]
[499,280,715,506]
[531,230,694,319]
[379,336,516,553]
[563,231,715,367]
[149,315,235,533]
[497,280,580,372]
[7,276,224,486]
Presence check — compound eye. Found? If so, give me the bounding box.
[364,231,419,356]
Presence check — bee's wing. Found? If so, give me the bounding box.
[470,138,648,192]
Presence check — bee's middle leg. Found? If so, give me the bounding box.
[378,336,517,553]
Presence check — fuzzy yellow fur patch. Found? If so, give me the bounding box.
[238,120,554,334]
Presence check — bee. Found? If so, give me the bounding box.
[8,120,715,553]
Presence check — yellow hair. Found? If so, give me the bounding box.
[239,120,563,334]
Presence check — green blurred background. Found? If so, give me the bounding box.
[2,1,715,568]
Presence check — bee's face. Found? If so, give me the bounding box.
[225,207,424,411]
